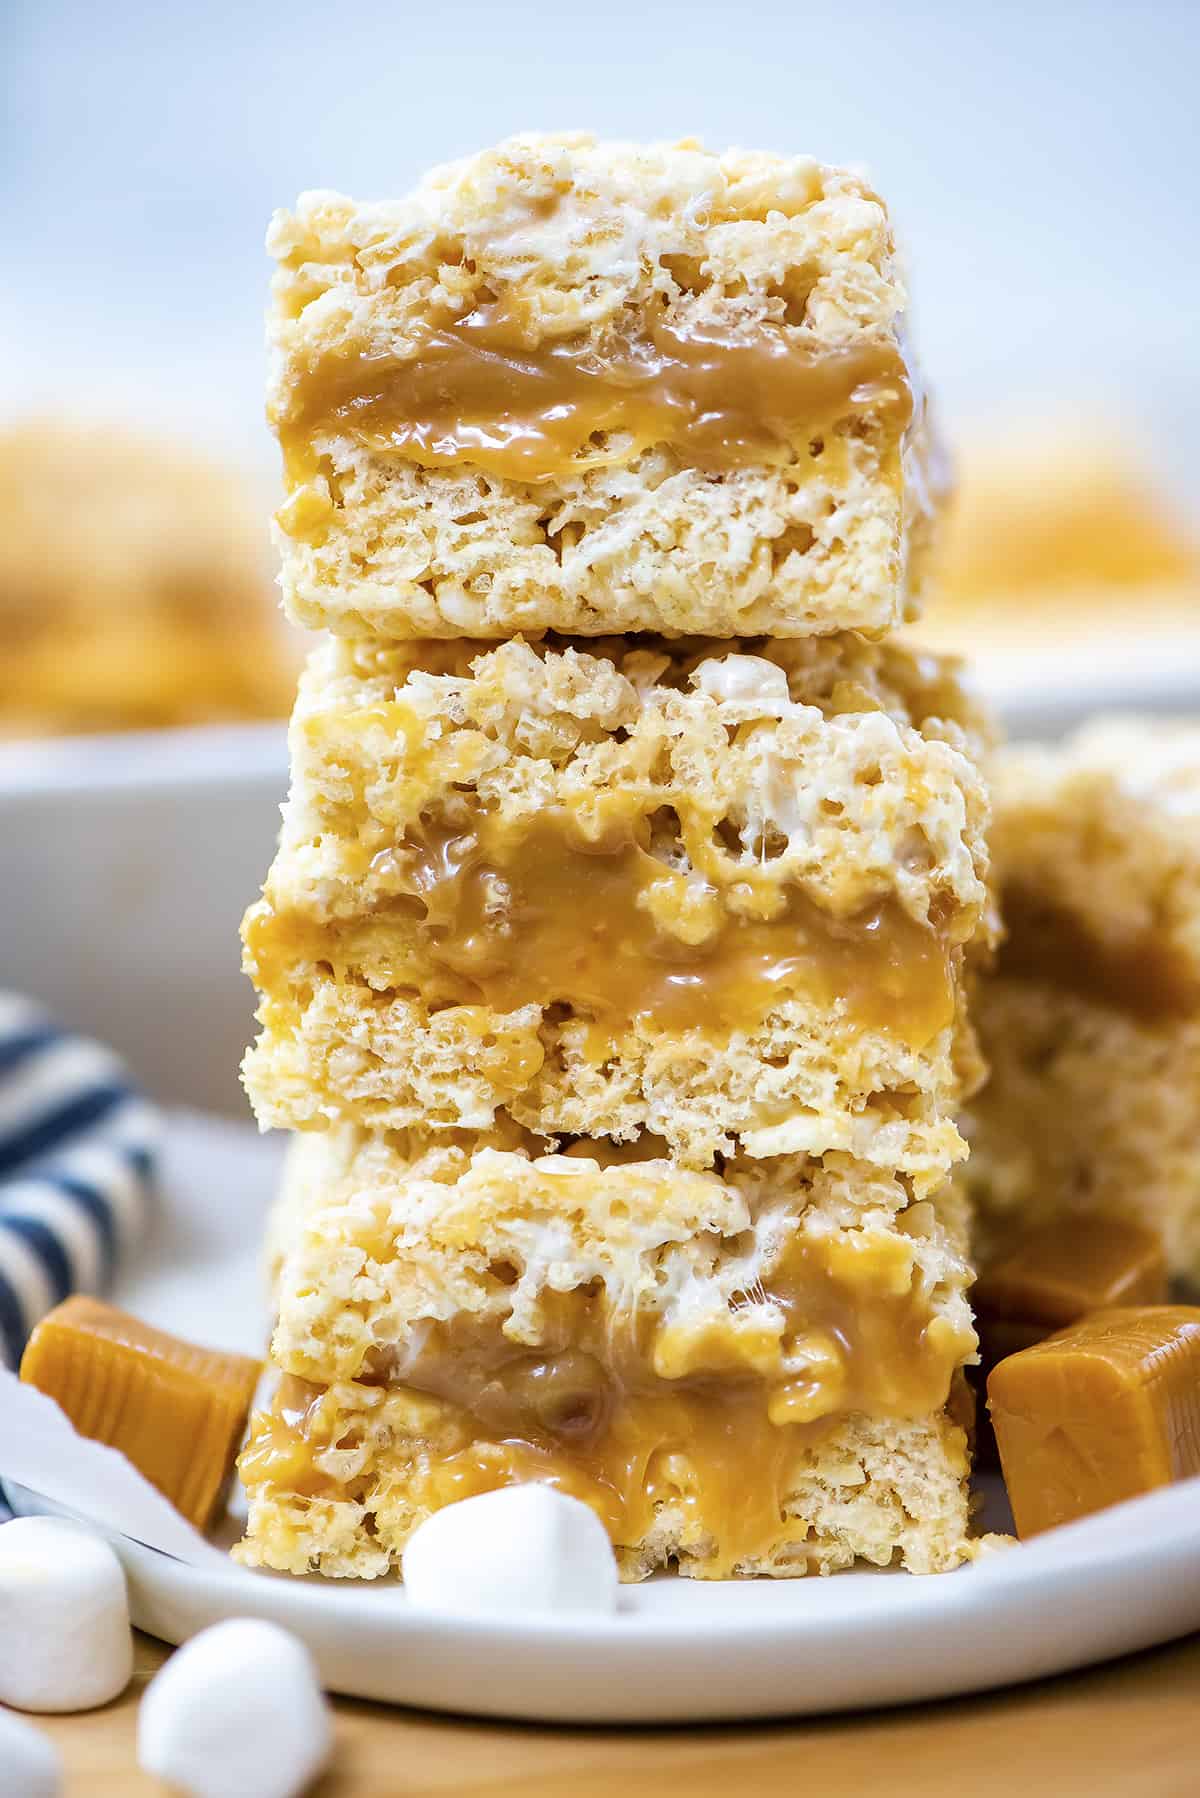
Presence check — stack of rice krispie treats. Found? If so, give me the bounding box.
[236,134,994,1581]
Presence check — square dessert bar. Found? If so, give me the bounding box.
[267,133,940,641]
[236,1128,977,1580]
[962,719,1200,1283]
[242,633,993,1178]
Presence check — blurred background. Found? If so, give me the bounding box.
[2,0,1197,736]
[1,0,1196,1104]
[4,0,1199,467]
[3,0,1199,738]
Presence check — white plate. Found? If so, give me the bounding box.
[8,1112,1200,1723]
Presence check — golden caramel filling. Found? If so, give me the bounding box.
[363,1224,969,1420]
[249,799,955,1052]
[988,1305,1200,1538]
[242,1224,971,1574]
[277,300,911,487]
[998,885,1200,1021]
[243,1378,838,1576]
[404,808,952,1047]
[21,1296,262,1530]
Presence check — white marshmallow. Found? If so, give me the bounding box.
[0,1711,62,1798]
[138,1619,332,1798]
[0,1517,132,1713]
[402,1486,619,1617]
[692,655,791,712]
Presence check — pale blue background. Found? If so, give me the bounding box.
[3,1,1197,478]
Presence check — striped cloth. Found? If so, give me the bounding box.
[0,992,160,1371]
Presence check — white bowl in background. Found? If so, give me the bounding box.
[0,723,287,1116]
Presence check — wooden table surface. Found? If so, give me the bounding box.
[30,1627,1200,1797]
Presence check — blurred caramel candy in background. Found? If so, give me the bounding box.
[987,1305,1200,1538]
[21,1296,262,1530]
[974,1217,1168,1333]
[0,419,299,736]
[970,1218,1168,1466]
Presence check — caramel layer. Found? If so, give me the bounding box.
[278,301,911,485]
[244,1220,972,1574]
[988,1305,1200,1538]
[248,800,955,1053]
[21,1297,262,1530]
[362,1223,970,1421]
[244,1365,964,1581]
[242,1378,834,1576]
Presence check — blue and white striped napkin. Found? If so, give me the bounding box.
[0,993,160,1370]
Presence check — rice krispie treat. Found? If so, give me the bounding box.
[962,719,1200,1283]
[0,419,297,734]
[267,134,940,641]
[242,633,993,1178]
[236,1127,977,1580]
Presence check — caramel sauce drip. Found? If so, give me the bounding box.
[278,301,911,484]
[998,885,1200,1022]
[250,802,956,1053]
[988,1305,1200,1538]
[241,1224,971,1575]
[22,1296,262,1530]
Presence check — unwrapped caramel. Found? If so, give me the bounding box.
[20,1297,262,1530]
[971,1218,1169,1467]
[988,1305,1200,1537]
[975,1217,1167,1329]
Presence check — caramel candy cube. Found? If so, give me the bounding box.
[974,1217,1167,1330]
[20,1297,262,1531]
[971,1221,1168,1470]
[988,1305,1200,1538]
